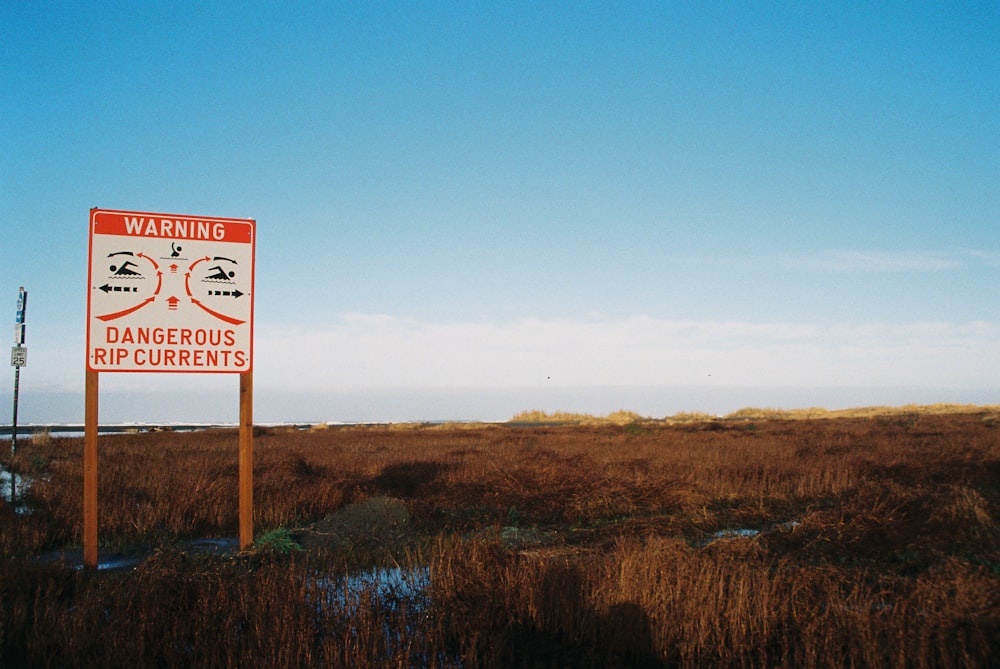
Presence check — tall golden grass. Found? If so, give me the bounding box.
[513,402,1000,424]
[1,408,998,666]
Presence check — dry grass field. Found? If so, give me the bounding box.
[1,406,999,667]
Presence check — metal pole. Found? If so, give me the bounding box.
[10,286,26,504]
[10,367,17,457]
[9,365,18,503]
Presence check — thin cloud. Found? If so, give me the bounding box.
[253,315,1000,392]
[960,249,1000,268]
[677,250,970,273]
[780,250,963,273]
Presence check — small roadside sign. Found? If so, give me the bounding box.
[15,288,26,324]
[13,287,26,344]
[10,346,26,367]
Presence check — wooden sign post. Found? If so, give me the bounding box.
[83,370,98,568]
[84,209,256,568]
[239,371,253,549]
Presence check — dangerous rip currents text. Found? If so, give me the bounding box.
[92,326,247,369]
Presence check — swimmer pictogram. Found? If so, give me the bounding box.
[111,260,141,276]
[94,251,162,322]
[206,265,236,281]
[184,256,248,325]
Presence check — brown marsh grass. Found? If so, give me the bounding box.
[1,408,998,666]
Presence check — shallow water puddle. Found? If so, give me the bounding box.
[708,528,761,542]
[1,468,32,514]
[92,555,147,571]
[308,566,446,665]
[310,565,432,613]
[701,520,801,547]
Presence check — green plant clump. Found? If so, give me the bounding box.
[255,527,303,555]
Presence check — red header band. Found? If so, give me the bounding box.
[92,210,253,243]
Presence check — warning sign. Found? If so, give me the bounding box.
[86,209,255,373]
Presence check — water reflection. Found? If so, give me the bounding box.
[701,520,802,547]
[1,468,31,514]
[310,566,432,614]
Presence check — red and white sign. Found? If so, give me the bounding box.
[86,209,255,373]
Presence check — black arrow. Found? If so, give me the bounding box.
[208,289,244,298]
[99,284,138,293]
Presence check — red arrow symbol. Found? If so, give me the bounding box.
[137,252,159,271]
[190,298,246,325]
[184,257,245,323]
[96,296,156,322]
[187,256,212,271]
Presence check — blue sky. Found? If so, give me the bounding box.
[2,2,998,423]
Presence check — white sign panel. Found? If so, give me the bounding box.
[87,209,255,373]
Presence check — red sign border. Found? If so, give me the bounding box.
[86,208,256,374]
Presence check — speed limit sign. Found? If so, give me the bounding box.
[10,346,26,367]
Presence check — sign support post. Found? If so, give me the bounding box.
[84,370,99,569]
[85,209,255,568]
[239,371,253,550]
[10,366,19,456]
[10,366,19,504]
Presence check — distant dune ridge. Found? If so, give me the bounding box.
[509,402,1000,426]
